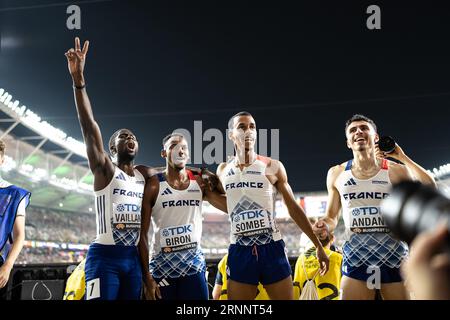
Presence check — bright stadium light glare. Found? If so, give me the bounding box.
[59,203,63,207]
[0,155,17,172]
[0,88,88,158]
[428,163,450,179]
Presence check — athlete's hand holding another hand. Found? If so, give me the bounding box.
[312,220,329,241]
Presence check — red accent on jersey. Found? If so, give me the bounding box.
[187,170,196,180]
[256,155,271,165]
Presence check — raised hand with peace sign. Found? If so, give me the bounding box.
[65,37,89,86]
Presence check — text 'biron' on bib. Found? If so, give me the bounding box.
[160,223,198,254]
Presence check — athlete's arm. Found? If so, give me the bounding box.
[135,165,164,181]
[195,175,228,213]
[138,176,161,300]
[273,160,329,274]
[313,166,342,235]
[204,189,228,213]
[376,143,436,187]
[65,37,114,190]
[215,163,227,194]
[212,268,223,300]
[0,215,25,288]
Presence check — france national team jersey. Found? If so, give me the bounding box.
[336,159,408,270]
[149,170,205,279]
[220,155,281,246]
[93,166,145,246]
[84,166,144,300]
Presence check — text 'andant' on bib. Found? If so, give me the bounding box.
[349,206,390,234]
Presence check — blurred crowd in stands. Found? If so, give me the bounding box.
[15,206,345,264]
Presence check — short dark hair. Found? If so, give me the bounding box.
[345,114,377,134]
[108,128,135,153]
[162,133,185,147]
[0,139,5,156]
[228,111,253,130]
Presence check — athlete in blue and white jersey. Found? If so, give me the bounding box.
[65,38,156,300]
[216,111,329,300]
[139,133,226,300]
[313,114,436,300]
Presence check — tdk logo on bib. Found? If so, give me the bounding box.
[112,189,143,198]
[163,225,192,236]
[116,204,141,212]
[234,210,264,221]
[352,207,379,216]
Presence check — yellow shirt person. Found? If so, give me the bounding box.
[293,246,342,300]
[63,259,86,300]
[213,254,269,300]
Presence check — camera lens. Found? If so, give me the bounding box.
[378,136,396,154]
[381,181,450,245]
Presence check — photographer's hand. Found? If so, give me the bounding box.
[403,224,450,300]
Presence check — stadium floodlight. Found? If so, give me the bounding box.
[59,203,63,207]
[0,155,17,172]
[78,181,94,192]
[34,168,48,179]
[427,163,450,179]
[0,88,88,158]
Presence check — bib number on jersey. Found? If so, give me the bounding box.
[231,209,272,237]
[349,206,390,233]
[112,203,141,231]
[86,278,100,300]
[160,223,198,253]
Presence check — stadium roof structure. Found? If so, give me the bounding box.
[0,87,94,213]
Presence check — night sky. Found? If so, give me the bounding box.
[1,0,449,191]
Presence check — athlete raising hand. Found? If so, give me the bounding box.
[65,37,153,300]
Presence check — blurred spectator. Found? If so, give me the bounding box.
[402,224,450,300]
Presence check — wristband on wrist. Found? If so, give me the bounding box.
[73,83,86,90]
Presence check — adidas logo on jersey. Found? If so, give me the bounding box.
[158,279,170,287]
[115,172,126,181]
[226,168,235,177]
[161,188,173,196]
[344,178,357,186]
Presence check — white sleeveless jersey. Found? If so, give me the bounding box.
[220,155,281,246]
[93,166,145,246]
[149,170,205,279]
[336,159,408,268]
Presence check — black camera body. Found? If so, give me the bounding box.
[378,136,396,154]
[381,181,450,246]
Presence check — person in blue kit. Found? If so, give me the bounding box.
[0,139,31,299]
[65,37,156,300]
[139,133,227,300]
